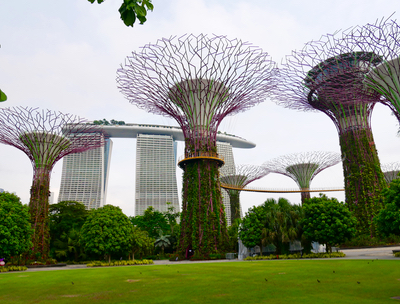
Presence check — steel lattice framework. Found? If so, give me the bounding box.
[344,17,400,122]
[117,34,278,257]
[264,151,341,204]
[382,162,400,185]
[0,107,105,259]
[271,28,387,235]
[220,164,269,224]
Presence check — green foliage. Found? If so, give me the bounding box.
[154,231,171,256]
[86,259,153,267]
[339,129,386,236]
[87,0,153,27]
[130,226,154,259]
[394,252,400,257]
[0,192,33,259]
[302,194,357,252]
[80,205,133,262]
[261,198,303,255]
[0,89,7,101]
[0,266,28,272]
[340,234,400,247]
[239,205,266,249]
[227,218,241,252]
[130,206,170,239]
[49,201,88,261]
[178,159,229,257]
[93,119,125,125]
[244,252,346,260]
[374,179,400,237]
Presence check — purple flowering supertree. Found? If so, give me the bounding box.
[0,107,105,259]
[117,34,277,257]
[271,31,387,235]
[381,162,400,185]
[263,151,341,204]
[220,164,269,225]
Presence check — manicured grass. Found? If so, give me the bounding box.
[1,260,400,303]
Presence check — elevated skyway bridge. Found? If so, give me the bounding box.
[220,183,344,193]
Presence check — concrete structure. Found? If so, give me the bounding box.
[58,123,254,217]
[58,136,112,209]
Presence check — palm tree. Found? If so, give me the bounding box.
[154,231,171,257]
[261,198,302,255]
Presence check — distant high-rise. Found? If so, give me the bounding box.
[58,137,112,209]
[57,123,254,218]
[217,142,236,225]
[135,134,179,216]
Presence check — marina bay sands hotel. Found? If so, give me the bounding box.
[58,123,255,224]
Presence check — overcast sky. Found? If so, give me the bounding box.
[1,0,399,217]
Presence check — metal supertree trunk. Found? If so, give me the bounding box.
[382,162,400,185]
[220,164,269,224]
[117,34,277,257]
[264,151,341,204]
[0,107,105,259]
[272,30,387,235]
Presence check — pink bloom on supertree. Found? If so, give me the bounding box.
[0,107,105,259]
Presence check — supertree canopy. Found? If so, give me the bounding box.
[345,17,400,122]
[220,164,269,224]
[117,34,277,257]
[0,107,105,259]
[271,31,388,235]
[381,162,400,185]
[264,151,341,204]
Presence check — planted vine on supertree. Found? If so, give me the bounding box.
[220,164,269,224]
[263,151,341,204]
[0,107,105,259]
[271,30,387,235]
[117,34,278,257]
[381,162,400,185]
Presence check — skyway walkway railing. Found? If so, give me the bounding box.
[220,183,344,193]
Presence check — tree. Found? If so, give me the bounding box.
[49,201,88,238]
[49,201,89,261]
[80,205,133,262]
[130,226,154,260]
[239,205,266,251]
[261,198,303,255]
[130,206,170,239]
[374,179,400,237]
[154,230,171,257]
[0,192,33,260]
[88,0,154,27]
[302,194,357,253]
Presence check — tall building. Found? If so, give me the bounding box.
[57,123,254,219]
[135,134,179,216]
[58,137,112,209]
[217,141,236,226]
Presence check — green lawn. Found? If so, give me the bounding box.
[1,260,399,303]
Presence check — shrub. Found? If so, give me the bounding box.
[86,259,153,267]
[0,266,28,272]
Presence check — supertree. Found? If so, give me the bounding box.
[271,31,387,235]
[117,34,277,257]
[345,17,400,123]
[263,152,341,204]
[381,162,400,185]
[220,164,269,224]
[0,107,105,259]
